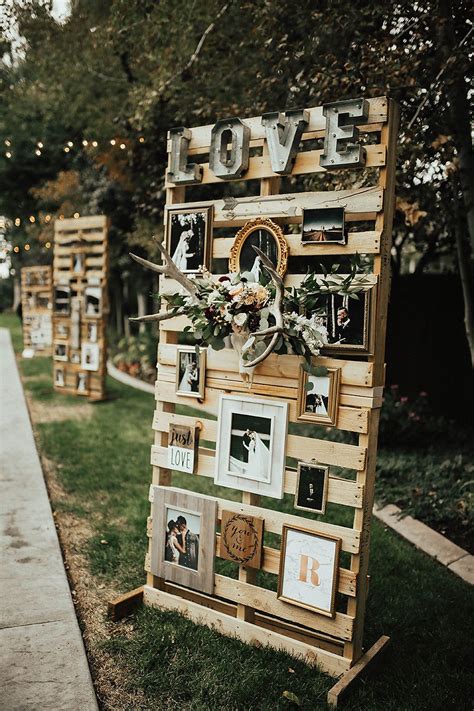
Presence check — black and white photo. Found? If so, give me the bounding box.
[54,368,65,388]
[229,217,288,278]
[301,207,346,245]
[87,322,98,342]
[164,507,200,571]
[166,206,212,274]
[53,342,68,362]
[297,366,340,425]
[320,288,375,355]
[295,462,329,514]
[54,286,70,315]
[81,342,100,371]
[175,347,206,398]
[76,372,88,394]
[84,286,102,317]
[72,252,85,274]
[215,395,288,499]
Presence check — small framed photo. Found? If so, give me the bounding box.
[214,395,288,499]
[70,352,81,365]
[229,217,289,279]
[150,487,217,595]
[71,252,85,275]
[53,286,70,315]
[297,366,340,425]
[76,372,89,395]
[175,346,206,399]
[294,462,329,515]
[87,322,98,342]
[321,287,376,355]
[165,205,213,274]
[53,342,68,362]
[81,342,100,371]
[277,525,341,617]
[54,368,65,388]
[301,207,346,245]
[84,286,102,317]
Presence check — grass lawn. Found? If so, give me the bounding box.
[2,312,473,710]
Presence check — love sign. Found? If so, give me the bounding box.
[167,423,199,474]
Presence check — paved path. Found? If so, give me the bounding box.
[0,329,98,710]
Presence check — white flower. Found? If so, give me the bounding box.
[207,289,223,303]
[233,312,248,327]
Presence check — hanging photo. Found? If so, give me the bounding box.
[167,422,199,474]
[53,342,68,362]
[165,205,213,274]
[277,525,340,617]
[87,322,98,342]
[320,287,376,355]
[297,366,340,426]
[150,486,217,595]
[84,286,102,317]
[175,346,206,399]
[53,286,70,315]
[301,207,346,245]
[294,462,329,515]
[81,342,100,371]
[71,252,85,275]
[229,217,288,279]
[214,395,288,499]
[54,368,65,388]
[76,372,89,395]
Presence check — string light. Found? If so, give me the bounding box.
[64,146,70,152]
[14,218,20,226]
[5,139,11,146]
[35,149,41,156]
[110,139,116,146]
[59,214,64,220]
[37,141,43,148]
[73,212,80,218]
[82,140,88,146]
[92,140,98,147]
[45,241,51,248]
[24,244,30,251]
[29,216,35,223]
[119,143,126,149]
[44,215,51,223]
[67,141,73,147]
[13,246,19,253]
[139,136,145,143]
[5,152,12,158]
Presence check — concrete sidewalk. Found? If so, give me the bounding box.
[0,329,98,710]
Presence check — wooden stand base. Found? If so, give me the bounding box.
[109,585,390,706]
[327,634,391,708]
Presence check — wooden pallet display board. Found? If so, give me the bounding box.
[111,96,399,703]
[21,265,53,355]
[52,215,109,401]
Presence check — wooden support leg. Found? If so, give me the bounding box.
[327,635,391,708]
[108,586,144,622]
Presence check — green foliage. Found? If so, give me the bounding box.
[112,330,157,382]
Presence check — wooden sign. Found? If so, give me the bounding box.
[220,511,264,569]
[167,423,198,474]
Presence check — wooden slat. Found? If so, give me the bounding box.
[178,97,388,152]
[143,585,350,677]
[54,215,107,231]
[166,187,383,226]
[150,440,364,508]
[214,230,381,257]
[165,145,386,187]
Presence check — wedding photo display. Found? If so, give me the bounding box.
[215,395,288,499]
[164,507,200,571]
[297,366,340,425]
[175,347,206,399]
[301,207,346,245]
[166,206,212,274]
[295,462,329,514]
[321,290,374,354]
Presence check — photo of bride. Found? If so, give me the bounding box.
[166,205,212,274]
[297,365,341,426]
[228,412,272,482]
[175,347,206,398]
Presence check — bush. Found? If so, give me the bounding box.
[112,332,157,383]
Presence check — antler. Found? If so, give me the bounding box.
[129,236,199,323]
[243,247,285,368]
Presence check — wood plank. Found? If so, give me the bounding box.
[165,145,386,188]
[54,215,107,231]
[108,586,144,622]
[166,187,383,225]
[150,442,364,508]
[143,584,350,677]
[327,635,391,707]
[214,231,381,258]
[179,97,388,151]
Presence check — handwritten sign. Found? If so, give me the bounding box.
[220,511,264,569]
[167,423,198,474]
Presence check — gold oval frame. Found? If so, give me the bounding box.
[228,217,289,277]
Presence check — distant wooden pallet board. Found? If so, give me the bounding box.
[111,96,399,705]
[52,215,109,401]
[21,265,53,356]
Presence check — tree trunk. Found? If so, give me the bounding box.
[12,275,21,312]
[137,292,147,334]
[453,178,474,367]
[113,277,124,336]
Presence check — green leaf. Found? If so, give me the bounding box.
[281,690,301,706]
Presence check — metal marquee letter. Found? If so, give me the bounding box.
[320,98,369,169]
[166,127,203,185]
[209,118,250,179]
[261,109,309,174]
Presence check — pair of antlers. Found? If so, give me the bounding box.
[129,239,285,368]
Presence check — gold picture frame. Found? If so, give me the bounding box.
[165,205,213,275]
[229,217,289,278]
[277,524,340,617]
[294,462,329,515]
[297,366,340,426]
[175,346,206,399]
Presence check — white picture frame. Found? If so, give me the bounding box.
[214,394,288,499]
[81,342,100,371]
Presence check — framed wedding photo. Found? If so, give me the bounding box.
[165,205,213,274]
[76,372,89,396]
[150,487,217,595]
[53,342,68,362]
[277,525,340,617]
[175,346,206,399]
[321,287,376,355]
[214,394,288,499]
[229,216,289,278]
[53,285,70,315]
[71,251,85,275]
[84,286,102,318]
[294,462,329,515]
[297,366,340,426]
[54,367,65,388]
[301,207,346,245]
[81,342,100,371]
